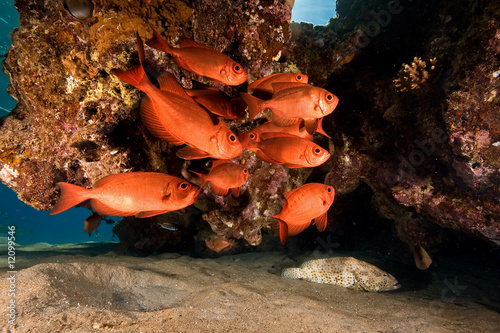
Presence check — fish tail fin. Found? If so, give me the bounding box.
[240,93,265,120]
[282,267,303,279]
[146,30,176,54]
[112,64,153,93]
[49,182,90,215]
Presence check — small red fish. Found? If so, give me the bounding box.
[147,31,248,86]
[191,159,249,197]
[241,131,330,168]
[49,172,200,218]
[248,72,309,98]
[205,235,234,253]
[413,243,433,270]
[273,183,335,245]
[112,36,243,160]
[241,82,339,134]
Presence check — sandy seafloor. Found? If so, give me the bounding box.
[1,242,499,332]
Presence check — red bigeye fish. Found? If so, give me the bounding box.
[191,159,249,197]
[241,82,339,134]
[147,30,248,86]
[248,72,309,98]
[273,183,335,245]
[240,131,330,168]
[49,172,201,218]
[185,88,245,120]
[112,36,242,160]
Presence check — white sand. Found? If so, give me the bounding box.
[1,243,499,332]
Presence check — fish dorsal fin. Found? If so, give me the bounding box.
[303,118,318,135]
[209,182,230,196]
[259,132,300,141]
[136,210,171,218]
[176,146,211,160]
[211,159,231,169]
[272,115,301,127]
[93,173,136,188]
[271,82,310,94]
[314,212,328,232]
[191,80,219,91]
[136,32,145,64]
[157,72,191,99]
[283,186,303,201]
[178,37,212,50]
[248,73,281,92]
[140,97,186,145]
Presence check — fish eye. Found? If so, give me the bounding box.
[296,74,302,81]
[249,133,255,139]
[383,274,388,277]
[327,187,332,193]
[326,94,335,102]
[178,182,189,190]
[314,147,321,154]
[233,64,242,73]
[243,169,248,174]
[229,134,237,142]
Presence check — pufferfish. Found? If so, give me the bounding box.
[282,257,400,292]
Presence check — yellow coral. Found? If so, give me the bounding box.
[394,57,437,92]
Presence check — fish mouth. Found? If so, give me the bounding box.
[386,282,401,291]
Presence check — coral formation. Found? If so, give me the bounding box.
[393,57,437,92]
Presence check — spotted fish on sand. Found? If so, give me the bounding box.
[282,257,400,292]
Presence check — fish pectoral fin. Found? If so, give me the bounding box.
[314,212,328,232]
[90,200,136,218]
[176,146,211,160]
[209,182,230,196]
[136,210,171,218]
[272,115,301,127]
[284,163,304,168]
[140,98,186,145]
[256,152,282,165]
[303,118,318,135]
[230,187,240,197]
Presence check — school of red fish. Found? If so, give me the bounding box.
[50,31,340,250]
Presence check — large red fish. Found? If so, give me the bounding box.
[241,131,330,168]
[191,159,249,197]
[49,172,200,218]
[273,183,335,245]
[112,36,242,160]
[241,82,339,134]
[248,72,309,98]
[147,31,248,86]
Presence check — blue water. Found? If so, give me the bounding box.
[0,0,336,245]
